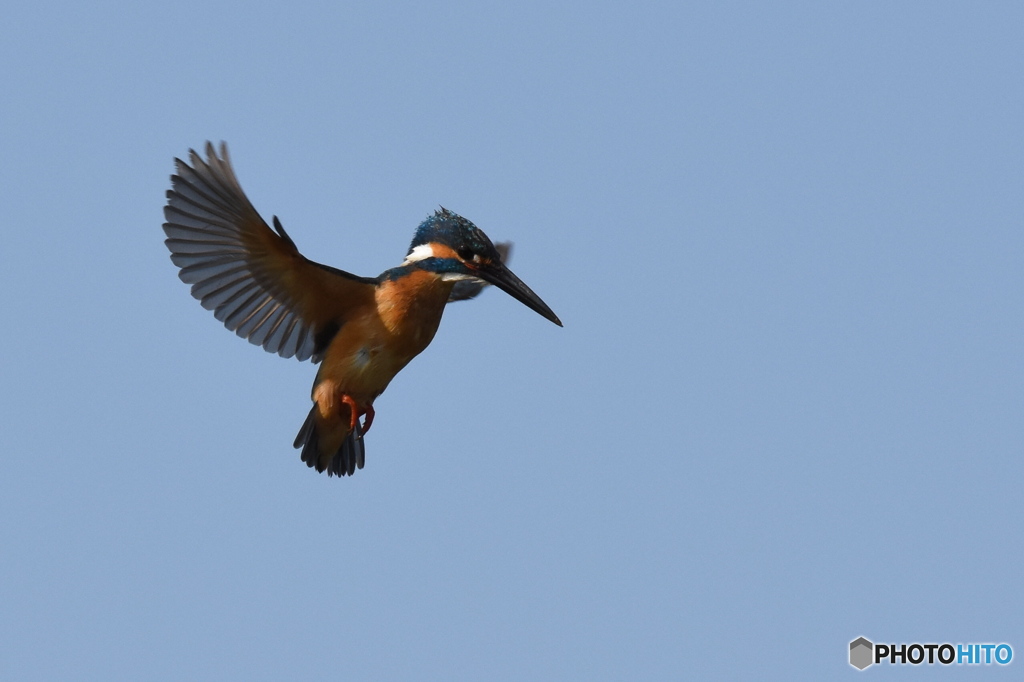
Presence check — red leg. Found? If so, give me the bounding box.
[340,395,374,435]
[340,394,361,432]
[361,404,375,434]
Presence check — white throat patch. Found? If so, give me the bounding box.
[439,271,479,282]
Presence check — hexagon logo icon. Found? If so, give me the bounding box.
[850,637,873,670]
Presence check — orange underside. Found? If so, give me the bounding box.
[306,269,455,465]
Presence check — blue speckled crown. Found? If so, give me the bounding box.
[407,207,500,260]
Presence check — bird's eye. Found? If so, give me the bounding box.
[457,247,475,261]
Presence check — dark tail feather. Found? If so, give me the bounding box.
[331,424,365,477]
[293,407,366,477]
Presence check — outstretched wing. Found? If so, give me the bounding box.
[447,242,512,302]
[162,142,377,362]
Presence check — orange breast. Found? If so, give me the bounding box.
[315,270,454,405]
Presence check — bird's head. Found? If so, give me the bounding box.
[404,208,562,326]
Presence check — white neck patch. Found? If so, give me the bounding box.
[403,243,435,264]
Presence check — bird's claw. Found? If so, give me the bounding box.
[341,395,374,435]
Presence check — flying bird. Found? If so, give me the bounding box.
[162,143,561,477]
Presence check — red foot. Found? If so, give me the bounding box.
[362,404,375,434]
[340,395,375,435]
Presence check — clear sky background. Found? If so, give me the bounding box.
[1,2,1021,680]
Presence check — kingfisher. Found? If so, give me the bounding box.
[162,142,561,477]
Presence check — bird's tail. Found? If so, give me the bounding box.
[293,406,365,477]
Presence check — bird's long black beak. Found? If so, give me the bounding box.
[477,262,562,326]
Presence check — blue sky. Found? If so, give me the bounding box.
[1,2,1021,679]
